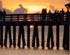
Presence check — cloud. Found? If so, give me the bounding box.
[13,4,27,14]
[4,8,12,14]
[49,5,55,12]
[0,1,12,14]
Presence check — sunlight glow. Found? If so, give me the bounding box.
[27,6,47,13]
[30,25,34,28]
[1,0,67,13]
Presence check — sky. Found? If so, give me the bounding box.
[1,0,70,13]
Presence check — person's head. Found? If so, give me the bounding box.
[67,9,69,12]
[55,10,59,13]
[3,9,6,14]
[60,8,64,13]
[42,8,47,14]
[48,10,51,14]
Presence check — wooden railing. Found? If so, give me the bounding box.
[0,13,69,50]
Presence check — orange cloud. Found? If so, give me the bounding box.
[1,0,67,12]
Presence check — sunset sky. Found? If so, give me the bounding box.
[1,0,70,13]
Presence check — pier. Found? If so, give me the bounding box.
[0,11,69,50]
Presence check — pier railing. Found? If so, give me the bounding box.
[0,13,69,50]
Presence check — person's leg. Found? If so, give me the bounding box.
[4,26,8,47]
[27,26,30,48]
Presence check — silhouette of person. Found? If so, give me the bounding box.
[47,10,54,49]
[0,10,3,47]
[42,9,47,20]
[3,9,6,21]
[63,10,69,50]
[9,15,16,48]
[32,25,39,48]
[54,10,60,49]
[41,9,47,49]
[17,25,25,48]
[60,9,64,22]
[4,10,12,48]
[47,25,54,49]
[4,25,12,48]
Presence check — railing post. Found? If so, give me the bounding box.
[63,24,69,50]
[4,25,12,48]
[41,25,44,49]
[56,24,59,49]
[17,25,25,48]
[0,10,3,48]
[27,25,30,48]
[13,25,16,48]
[41,9,46,49]
[47,24,54,49]
[32,25,39,48]
[0,22,3,48]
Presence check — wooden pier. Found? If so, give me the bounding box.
[0,13,69,50]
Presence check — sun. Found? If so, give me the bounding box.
[27,6,47,13]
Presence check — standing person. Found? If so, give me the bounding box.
[4,25,12,48]
[10,12,16,48]
[32,24,39,48]
[47,10,54,49]
[63,10,69,50]
[0,10,3,47]
[54,10,60,49]
[4,9,12,48]
[41,9,47,49]
[17,24,25,48]
[54,9,64,49]
[60,9,64,22]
